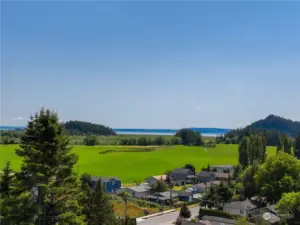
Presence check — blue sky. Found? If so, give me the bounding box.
[2,1,300,129]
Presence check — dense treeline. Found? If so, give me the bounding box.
[64,120,116,135]
[238,135,266,168]
[175,128,204,146]
[0,131,22,144]
[120,136,181,146]
[0,109,136,225]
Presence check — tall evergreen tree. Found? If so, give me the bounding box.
[179,203,191,219]
[87,180,115,225]
[239,137,251,167]
[283,135,292,154]
[13,108,85,225]
[277,134,283,153]
[295,134,300,159]
[0,161,14,197]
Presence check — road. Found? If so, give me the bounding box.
[137,206,200,225]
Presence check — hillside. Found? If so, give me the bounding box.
[218,115,300,146]
[64,120,116,135]
[233,115,300,137]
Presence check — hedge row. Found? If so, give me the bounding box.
[199,208,237,219]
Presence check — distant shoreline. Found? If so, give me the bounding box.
[0,126,230,136]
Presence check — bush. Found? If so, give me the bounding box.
[198,208,238,219]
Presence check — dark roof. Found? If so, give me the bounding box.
[172,168,191,174]
[91,176,120,183]
[223,200,257,211]
[201,216,236,225]
[146,191,179,200]
[178,191,193,197]
[198,171,214,178]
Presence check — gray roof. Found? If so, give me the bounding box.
[223,200,257,211]
[198,171,214,178]
[157,191,179,198]
[127,184,151,193]
[266,204,278,214]
[146,191,179,201]
[172,168,191,174]
[191,183,207,189]
[202,216,236,225]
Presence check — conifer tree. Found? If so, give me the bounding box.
[14,108,85,224]
[0,161,14,197]
[88,180,115,225]
[179,203,191,219]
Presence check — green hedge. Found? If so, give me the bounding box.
[199,208,238,219]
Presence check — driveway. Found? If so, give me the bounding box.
[137,206,200,225]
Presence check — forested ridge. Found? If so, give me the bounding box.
[64,120,116,135]
[217,115,300,146]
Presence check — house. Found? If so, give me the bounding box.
[145,175,167,185]
[213,172,230,181]
[171,168,194,185]
[122,183,151,198]
[181,220,212,225]
[145,191,179,205]
[191,183,207,193]
[191,181,221,193]
[201,216,237,225]
[198,171,216,183]
[210,165,234,176]
[248,206,281,224]
[223,200,257,217]
[91,176,121,193]
[178,191,194,202]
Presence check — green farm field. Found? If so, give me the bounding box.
[0,144,277,183]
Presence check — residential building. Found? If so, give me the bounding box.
[178,191,194,202]
[171,168,194,185]
[213,172,230,181]
[198,171,216,183]
[201,216,237,225]
[91,176,121,193]
[145,191,179,205]
[210,165,234,176]
[122,183,151,198]
[191,181,221,193]
[248,207,281,224]
[223,200,257,217]
[145,175,167,185]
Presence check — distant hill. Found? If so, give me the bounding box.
[218,115,300,146]
[64,120,116,136]
[234,115,300,137]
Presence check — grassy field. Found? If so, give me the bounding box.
[0,144,277,183]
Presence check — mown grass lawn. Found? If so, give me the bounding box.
[0,144,277,183]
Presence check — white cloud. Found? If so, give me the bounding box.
[195,107,213,112]
[12,117,24,121]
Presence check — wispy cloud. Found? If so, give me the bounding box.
[12,117,24,121]
[195,107,213,112]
